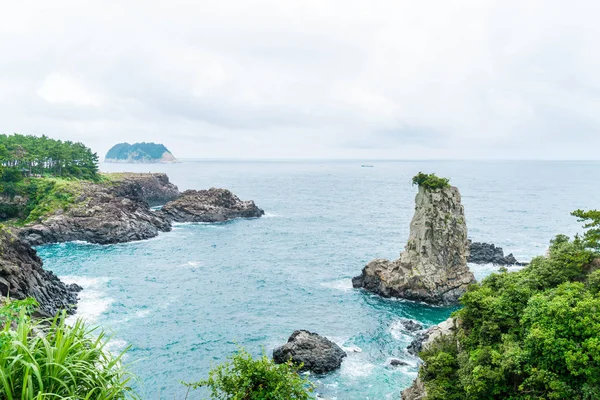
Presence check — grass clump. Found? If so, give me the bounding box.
[0,298,138,399]
[412,172,451,190]
[183,347,314,399]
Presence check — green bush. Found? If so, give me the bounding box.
[412,172,451,190]
[0,298,138,399]
[418,211,600,399]
[183,347,314,399]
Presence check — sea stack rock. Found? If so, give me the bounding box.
[352,173,475,305]
[0,229,80,317]
[161,188,264,223]
[273,330,347,374]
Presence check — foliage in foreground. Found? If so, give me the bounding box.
[183,348,314,400]
[412,172,451,190]
[0,298,138,400]
[419,211,600,400]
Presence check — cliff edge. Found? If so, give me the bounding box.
[0,228,80,316]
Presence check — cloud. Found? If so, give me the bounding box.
[37,74,103,106]
[0,0,599,159]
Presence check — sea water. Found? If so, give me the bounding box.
[37,160,600,399]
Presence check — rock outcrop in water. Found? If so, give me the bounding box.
[273,330,347,374]
[161,188,265,223]
[468,241,527,265]
[0,229,80,317]
[19,174,174,246]
[353,182,475,305]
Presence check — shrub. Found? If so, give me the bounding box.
[412,172,451,190]
[183,347,314,399]
[0,298,138,399]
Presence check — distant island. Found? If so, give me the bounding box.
[104,142,177,163]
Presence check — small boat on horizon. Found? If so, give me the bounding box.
[361,164,375,168]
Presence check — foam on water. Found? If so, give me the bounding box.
[60,276,112,323]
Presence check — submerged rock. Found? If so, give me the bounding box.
[386,358,409,367]
[161,188,264,223]
[468,241,527,265]
[273,330,347,374]
[353,184,475,305]
[0,229,80,317]
[398,319,424,332]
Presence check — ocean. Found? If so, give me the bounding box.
[37,160,600,399]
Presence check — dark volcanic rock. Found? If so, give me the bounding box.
[273,330,347,374]
[19,180,171,246]
[468,241,527,265]
[161,188,264,223]
[108,173,180,206]
[386,358,409,367]
[399,319,424,332]
[0,229,79,317]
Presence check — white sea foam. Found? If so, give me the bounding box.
[263,212,280,218]
[340,358,375,378]
[60,276,113,323]
[342,345,363,353]
[183,261,201,267]
[320,279,353,291]
[389,320,415,341]
[136,309,151,318]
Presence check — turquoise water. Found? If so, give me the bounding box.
[37,160,600,399]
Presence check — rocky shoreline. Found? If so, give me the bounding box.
[16,174,264,246]
[0,228,81,317]
[0,172,265,317]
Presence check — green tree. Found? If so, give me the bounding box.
[572,209,600,251]
[183,348,314,400]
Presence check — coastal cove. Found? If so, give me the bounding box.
[38,160,600,399]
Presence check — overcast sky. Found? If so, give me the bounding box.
[1,0,599,160]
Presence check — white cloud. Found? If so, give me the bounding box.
[37,74,102,107]
[0,0,599,159]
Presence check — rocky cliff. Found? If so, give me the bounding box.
[161,188,265,223]
[353,184,475,305]
[18,174,176,246]
[17,175,264,245]
[107,173,179,206]
[0,228,80,317]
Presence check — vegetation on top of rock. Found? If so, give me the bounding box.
[412,172,451,190]
[0,298,138,399]
[416,211,600,399]
[105,142,176,163]
[0,133,99,183]
[183,347,314,399]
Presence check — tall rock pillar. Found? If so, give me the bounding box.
[352,178,475,305]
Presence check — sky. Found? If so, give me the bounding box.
[1,0,600,160]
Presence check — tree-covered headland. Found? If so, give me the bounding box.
[0,134,99,223]
[418,210,600,399]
